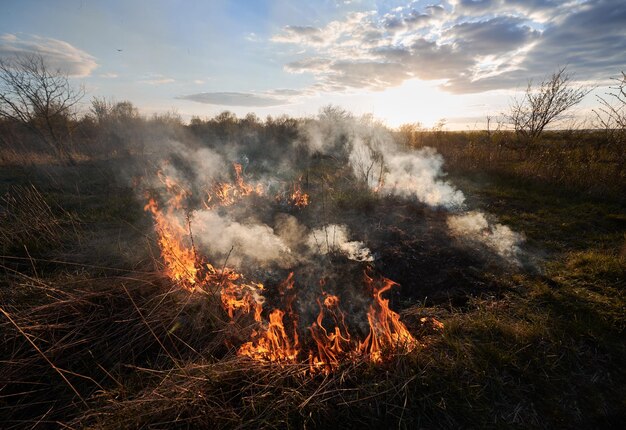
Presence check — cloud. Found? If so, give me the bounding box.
[285,57,332,74]
[99,72,118,78]
[0,33,97,77]
[272,0,626,94]
[271,25,327,45]
[268,88,306,96]
[139,75,175,85]
[446,0,626,92]
[445,17,539,55]
[245,32,259,42]
[177,91,289,107]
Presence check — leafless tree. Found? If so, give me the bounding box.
[594,71,626,148]
[504,67,590,150]
[0,53,85,163]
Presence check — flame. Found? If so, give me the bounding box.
[238,309,300,362]
[289,180,309,208]
[215,267,265,320]
[206,163,263,207]
[358,272,418,362]
[236,272,418,372]
[237,272,301,363]
[144,197,198,290]
[308,293,352,373]
[156,170,190,210]
[144,180,264,309]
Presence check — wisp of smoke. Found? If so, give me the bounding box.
[447,211,524,263]
[380,149,465,209]
[307,224,374,262]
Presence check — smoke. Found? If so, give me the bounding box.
[298,112,523,263]
[301,112,465,209]
[381,149,465,209]
[306,224,374,262]
[192,210,292,267]
[139,108,527,281]
[141,139,230,201]
[447,211,524,263]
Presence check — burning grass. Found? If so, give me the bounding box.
[141,162,424,373]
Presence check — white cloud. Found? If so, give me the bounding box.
[139,75,175,85]
[271,0,626,94]
[177,91,289,107]
[0,33,97,77]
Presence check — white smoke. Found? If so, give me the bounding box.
[300,114,523,264]
[307,224,374,262]
[144,113,525,272]
[192,210,292,267]
[304,115,465,210]
[143,140,230,200]
[447,212,523,263]
[380,149,465,209]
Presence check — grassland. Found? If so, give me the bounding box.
[0,122,624,428]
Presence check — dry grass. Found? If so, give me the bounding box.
[0,130,625,428]
[398,130,626,198]
[0,184,80,256]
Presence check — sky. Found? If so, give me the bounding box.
[1,0,625,128]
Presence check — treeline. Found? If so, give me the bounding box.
[1,100,624,198]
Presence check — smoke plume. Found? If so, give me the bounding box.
[447,211,524,263]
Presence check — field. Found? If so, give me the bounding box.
[1,113,625,429]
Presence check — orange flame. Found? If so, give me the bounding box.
[358,272,418,362]
[206,163,263,207]
[309,293,352,373]
[157,170,190,210]
[146,167,424,373]
[144,197,198,290]
[236,272,419,372]
[289,180,309,208]
[238,309,300,362]
[238,272,301,363]
[218,267,265,320]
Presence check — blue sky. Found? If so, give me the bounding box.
[1,0,625,128]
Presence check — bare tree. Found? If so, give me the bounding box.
[0,53,85,163]
[504,67,590,150]
[594,71,626,147]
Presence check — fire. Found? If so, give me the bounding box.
[308,293,352,373]
[144,164,427,374]
[289,179,309,208]
[238,309,300,362]
[144,197,198,290]
[358,272,418,362]
[236,271,418,372]
[206,163,263,207]
[238,272,301,363]
[158,172,190,210]
[214,267,265,320]
[144,178,264,308]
